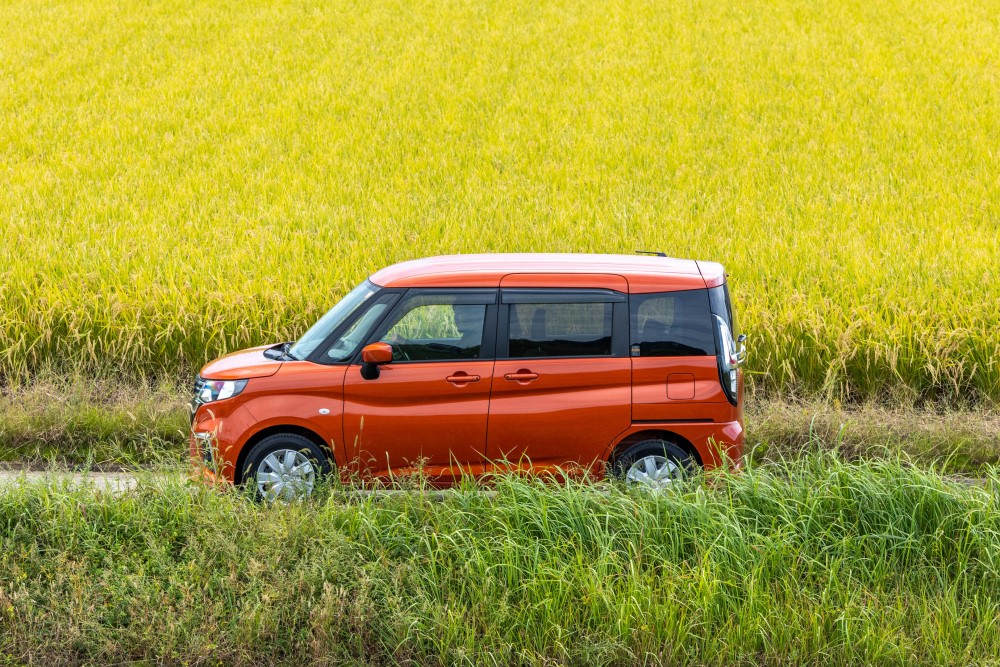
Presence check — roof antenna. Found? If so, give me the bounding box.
[635,250,668,257]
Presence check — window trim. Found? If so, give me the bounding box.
[501,288,626,304]
[353,288,500,364]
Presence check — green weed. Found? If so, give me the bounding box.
[2,456,1000,664]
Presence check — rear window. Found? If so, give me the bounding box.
[629,290,716,356]
[508,302,613,358]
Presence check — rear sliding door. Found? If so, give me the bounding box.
[486,280,631,468]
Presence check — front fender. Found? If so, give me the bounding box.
[233,394,345,466]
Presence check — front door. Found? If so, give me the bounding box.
[486,284,631,471]
[343,289,497,479]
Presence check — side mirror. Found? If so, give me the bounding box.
[360,342,393,380]
[361,342,393,364]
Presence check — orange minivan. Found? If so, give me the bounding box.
[190,254,746,500]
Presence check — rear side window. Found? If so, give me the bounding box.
[508,302,613,358]
[630,290,716,356]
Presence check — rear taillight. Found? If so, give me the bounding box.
[714,315,745,405]
[708,281,744,406]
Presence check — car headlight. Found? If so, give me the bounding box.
[197,378,248,403]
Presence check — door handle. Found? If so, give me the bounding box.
[504,370,539,383]
[446,373,481,385]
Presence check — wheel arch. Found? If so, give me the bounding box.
[608,429,703,468]
[235,425,333,485]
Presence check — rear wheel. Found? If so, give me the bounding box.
[243,433,331,502]
[611,439,695,490]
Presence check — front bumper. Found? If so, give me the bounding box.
[190,459,222,485]
[188,398,259,484]
[191,430,214,465]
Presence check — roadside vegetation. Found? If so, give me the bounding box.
[2,0,998,403]
[2,455,999,665]
[5,379,1000,475]
[3,1,999,662]
[0,377,185,465]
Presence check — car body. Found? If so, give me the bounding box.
[190,253,745,497]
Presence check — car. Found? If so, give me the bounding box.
[190,253,746,500]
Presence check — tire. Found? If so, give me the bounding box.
[242,433,331,502]
[610,438,696,489]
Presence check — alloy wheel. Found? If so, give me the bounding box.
[256,449,317,501]
[625,455,682,490]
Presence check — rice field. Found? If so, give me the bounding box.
[2,0,999,403]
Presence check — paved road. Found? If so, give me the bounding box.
[0,471,474,498]
[0,470,155,493]
[0,470,989,496]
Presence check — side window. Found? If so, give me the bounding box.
[508,302,613,358]
[380,299,487,361]
[630,290,715,357]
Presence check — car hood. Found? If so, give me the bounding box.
[200,344,284,380]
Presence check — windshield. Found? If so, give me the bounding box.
[288,281,378,360]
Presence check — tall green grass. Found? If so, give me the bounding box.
[2,0,999,402]
[2,456,999,664]
[5,377,1000,470]
[0,377,186,464]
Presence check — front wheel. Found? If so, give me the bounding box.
[243,433,331,502]
[611,439,695,490]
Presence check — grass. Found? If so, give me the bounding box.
[2,0,999,403]
[4,3,997,660]
[0,377,186,465]
[747,398,1000,474]
[5,378,1000,474]
[2,455,1000,665]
